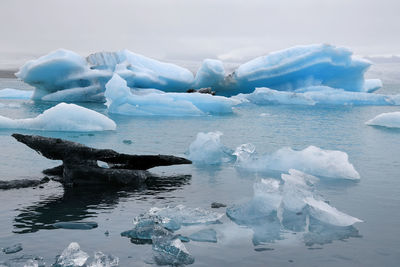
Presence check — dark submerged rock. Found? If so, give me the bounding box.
[0,177,50,190]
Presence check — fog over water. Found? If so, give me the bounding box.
[1,0,400,69]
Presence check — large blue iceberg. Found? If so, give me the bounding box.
[15,44,383,103]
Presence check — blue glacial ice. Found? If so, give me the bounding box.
[187,131,234,164]
[366,111,400,128]
[15,44,384,103]
[152,235,195,266]
[226,170,362,245]
[0,88,33,99]
[188,229,218,243]
[188,132,359,179]
[234,86,400,106]
[228,44,380,95]
[105,74,238,116]
[0,103,116,132]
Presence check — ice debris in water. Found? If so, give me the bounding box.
[0,103,116,132]
[149,205,224,226]
[0,88,33,99]
[2,243,23,254]
[187,131,234,164]
[366,111,400,128]
[226,170,362,245]
[188,229,217,243]
[87,252,119,267]
[152,235,195,266]
[105,74,238,116]
[53,221,98,230]
[0,255,45,267]
[189,132,359,179]
[54,242,89,267]
[234,86,400,106]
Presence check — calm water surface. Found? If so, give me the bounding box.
[0,78,399,266]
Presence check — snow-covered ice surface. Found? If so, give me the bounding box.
[366,111,400,128]
[105,74,238,116]
[0,102,116,131]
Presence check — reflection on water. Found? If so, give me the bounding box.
[13,175,191,234]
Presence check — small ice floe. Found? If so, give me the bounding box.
[0,88,33,99]
[188,229,217,243]
[2,243,23,254]
[226,170,362,246]
[54,242,119,267]
[366,111,400,128]
[152,235,195,266]
[53,221,98,230]
[0,103,116,132]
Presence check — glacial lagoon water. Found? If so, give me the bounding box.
[0,78,399,266]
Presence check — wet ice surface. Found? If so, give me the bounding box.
[0,78,400,266]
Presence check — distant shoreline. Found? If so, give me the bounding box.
[0,70,17,78]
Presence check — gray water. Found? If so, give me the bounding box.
[0,78,399,266]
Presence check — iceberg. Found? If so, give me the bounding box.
[54,242,89,267]
[0,88,33,99]
[187,131,234,164]
[152,235,195,266]
[105,74,237,116]
[228,44,380,95]
[0,103,116,132]
[192,59,225,89]
[234,86,400,106]
[226,170,362,245]
[366,111,400,128]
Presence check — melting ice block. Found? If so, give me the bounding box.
[87,251,119,267]
[152,235,195,266]
[0,103,116,132]
[229,44,380,95]
[234,86,400,106]
[54,242,89,267]
[366,111,400,128]
[105,74,237,116]
[187,131,234,164]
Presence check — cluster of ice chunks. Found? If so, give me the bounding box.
[188,131,359,180]
[226,169,362,246]
[104,74,238,116]
[54,242,118,267]
[234,86,400,106]
[0,103,116,132]
[15,44,383,103]
[121,205,223,265]
[366,111,400,128]
[0,255,45,267]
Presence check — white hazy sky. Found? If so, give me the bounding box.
[1,0,400,68]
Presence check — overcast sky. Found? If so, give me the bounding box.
[1,0,400,68]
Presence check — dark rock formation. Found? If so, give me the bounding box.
[0,177,50,190]
[12,133,191,186]
[187,87,215,95]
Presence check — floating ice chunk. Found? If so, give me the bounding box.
[187,131,234,164]
[53,221,98,230]
[0,103,116,132]
[231,44,379,94]
[2,243,23,254]
[234,86,400,106]
[366,111,400,128]
[87,251,119,267]
[121,216,171,244]
[54,242,89,267]
[192,59,225,89]
[237,145,360,180]
[0,88,33,99]
[233,143,256,163]
[0,255,44,267]
[149,205,224,226]
[152,236,195,266]
[304,197,363,227]
[105,74,237,116]
[188,229,217,243]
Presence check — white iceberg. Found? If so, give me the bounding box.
[0,88,33,99]
[105,74,238,116]
[234,86,400,106]
[0,103,116,131]
[366,111,400,128]
[229,44,380,95]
